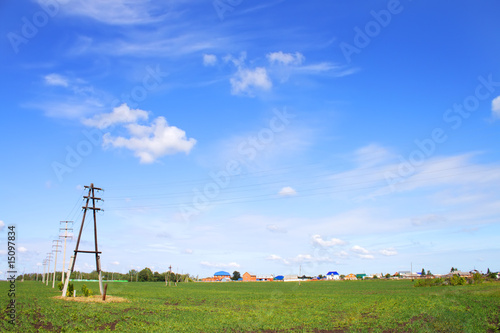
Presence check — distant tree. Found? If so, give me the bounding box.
[138,267,154,282]
[385,273,391,279]
[231,271,241,281]
[450,267,457,272]
[373,275,378,279]
[487,268,491,275]
[318,274,324,279]
[427,270,432,276]
[340,275,345,279]
[421,268,426,276]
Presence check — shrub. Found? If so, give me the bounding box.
[449,274,466,286]
[58,282,64,291]
[472,272,484,285]
[414,278,445,287]
[81,284,93,297]
[66,283,74,297]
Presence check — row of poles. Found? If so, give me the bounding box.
[41,221,73,288]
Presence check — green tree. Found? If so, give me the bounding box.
[385,273,391,279]
[421,268,425,276]
[138,267,154,282]
[427,270,432,276]
[231,271,241,281]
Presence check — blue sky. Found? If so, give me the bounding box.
[1,0,500,279]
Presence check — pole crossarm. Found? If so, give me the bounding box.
[62,183,104,297]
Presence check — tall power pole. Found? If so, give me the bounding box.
[52,240,61,288]
[42,260,47,283]
[62,183,104,297]
[59,221,73,283]
[45,253,53,286]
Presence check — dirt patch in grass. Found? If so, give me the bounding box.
[97,319,119,330]
[52,295,129,303]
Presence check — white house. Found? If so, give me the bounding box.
[326,271,340,280]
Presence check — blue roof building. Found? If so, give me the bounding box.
[326,271,340,280]
[274,275,284,281]
[214,271,231,277]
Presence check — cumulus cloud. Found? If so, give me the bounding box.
[266,254,290,265]
[380,248,398,256]
[230,67,272,96]
[83,103,149,129]
[203,54,217,66]
[351,245,370,254]
[103,115,196,163]
[492,96,500,118]
[267,51,305,66]
[200,261,240,268]
[278,186,297,196]
[19,246,28,253]
[312,234,346,247]
[44,73,69,87]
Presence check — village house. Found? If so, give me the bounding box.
[242,272,257,282]
[344,273,357,281]
[326,271,340,280]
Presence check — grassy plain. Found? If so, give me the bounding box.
[1,279,499,332]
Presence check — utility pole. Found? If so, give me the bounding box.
[62,183,104,297]
[42,260,47,283]
[59,221,73,283]
[52,240,61,288]
[46,253,53,286]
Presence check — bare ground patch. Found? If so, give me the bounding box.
[52,295,129,303]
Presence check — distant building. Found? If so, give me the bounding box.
[256,275,274,281]
[274,275,284,281]
[326,271,340,280]
[242,272,256,282]
[284,275,300,282]
[356,274,367,280]
[344,273,357,281]
[201,271,231,282]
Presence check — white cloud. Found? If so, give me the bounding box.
[19,246,27,253]
[103,116,196,163]
[83,104,149,129]
[0,220,4,231]
[267,51,304,66]
[266,224,287,233]
[230,67,272,96]
[492,96,500,118]
[111,261,120,265]
[312,234,346,247]
[200,261,240,268]
[266,254,290,265]
[351,245,370,254]
[380,248,398,256]
[411,214,446,226]
[184,249,193,254]
[44,73,69,87]
[359,254,375,260]
[43,0,167,25]
[278,186,297,196]
[203,54,217,66]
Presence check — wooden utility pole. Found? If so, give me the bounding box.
[62,183,104,297]
[52,240,61,288]
[59,221,73,283]
[46,253,53,286]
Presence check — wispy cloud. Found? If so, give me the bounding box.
[203,54,217,66]
[44,73,69,87]
[380,248,397,256]
[200,261,240,269]
[312,234,346,247]
[83,104,149,129]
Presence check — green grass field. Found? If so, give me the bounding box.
[1,279,499,332]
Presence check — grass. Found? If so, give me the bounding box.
[1,279,499,332]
